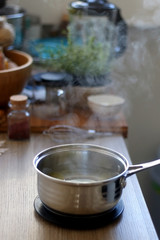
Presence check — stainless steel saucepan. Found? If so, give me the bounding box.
[33,144,160,215]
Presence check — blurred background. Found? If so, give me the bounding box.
[3,0,160,237]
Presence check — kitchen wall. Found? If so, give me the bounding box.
[8,0,71,25]
[8,0,160,27]
[6,0,160,236]
[111,25,160,236]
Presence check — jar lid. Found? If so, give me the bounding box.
[71,0,116,10]
[69,0,123,25]
[33,72,72,87]
[10,94,28,105]
[0,5,25,18]
[70,0,117,14]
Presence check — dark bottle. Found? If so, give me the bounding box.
[7,95,30,140]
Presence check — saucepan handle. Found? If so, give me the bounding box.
[126,159,160,178]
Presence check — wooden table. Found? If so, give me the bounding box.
[0,133,158,240]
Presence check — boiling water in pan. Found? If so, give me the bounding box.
[47,169,115,183]
[38,149,126,183]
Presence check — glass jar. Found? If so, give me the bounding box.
[7,95,30,140]
[69,0,127,58]
[32,72,72,120]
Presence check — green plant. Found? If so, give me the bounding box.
[36,27,111,78]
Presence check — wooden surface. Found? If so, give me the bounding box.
[0,133,158,240]
[0,106,128,138]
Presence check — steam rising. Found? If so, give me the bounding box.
[128,0,160,27]
[110,23,160,122]
[143,0,160,9]
[11,1,160,118]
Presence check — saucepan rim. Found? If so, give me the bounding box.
[33,143,129,186]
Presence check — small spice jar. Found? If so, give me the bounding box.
[7,95,30,140]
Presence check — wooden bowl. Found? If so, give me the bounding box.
[0,49,33,107]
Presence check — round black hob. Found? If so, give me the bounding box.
[34,196,124,229]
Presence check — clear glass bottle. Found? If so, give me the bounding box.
[7,95,30,140]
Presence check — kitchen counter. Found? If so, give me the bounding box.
[0,133,158,240]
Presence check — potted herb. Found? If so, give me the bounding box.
[36,26,112,87]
